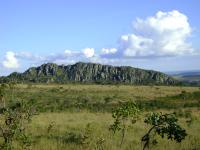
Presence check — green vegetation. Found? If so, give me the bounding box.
[110,102,140,146]
[0,83,200,149]
[0,100,35,149]
[142,112,187,150]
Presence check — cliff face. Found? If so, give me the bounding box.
[0,62,178,85]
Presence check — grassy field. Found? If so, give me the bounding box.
[1,84,200,150]
[26,111,200,150]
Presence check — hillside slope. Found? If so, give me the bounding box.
[0,62,178,85]
[172,72,200,86]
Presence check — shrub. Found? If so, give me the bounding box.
[142,112,187,150]
[110,101,140,146]
[0,100,36,149]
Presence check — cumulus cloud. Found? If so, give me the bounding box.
[7,48,95,67]
[117,10,194,58]
[47,50,77,62]
[44,48,95,63]
[64,50,73,56]
[99,48,118,59]
[43,48,95,63]
[82,48,95,58]
[3,51,19,69]
[101,48,117,55]
[1,10,196,72]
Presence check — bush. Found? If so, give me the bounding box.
[142,112,187,150]
[110,101,140,146]
[0,100,36,149]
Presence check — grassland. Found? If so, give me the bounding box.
[1,84,200,150]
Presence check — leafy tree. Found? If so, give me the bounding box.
[142,112,187,150]
[110,101,140,146]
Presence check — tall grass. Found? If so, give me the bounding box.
[26,111,200,150]
[1,84,200,149]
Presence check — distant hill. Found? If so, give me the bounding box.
[167,70,200,86]
[0,62,178,85]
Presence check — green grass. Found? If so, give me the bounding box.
[1,84,200,149]
[3,84,200,112]
[26,111,200,150]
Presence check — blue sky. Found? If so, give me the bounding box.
[0,0,200,76]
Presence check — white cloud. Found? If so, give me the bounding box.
[117,10,194,58]
[13,49,95,66]
[1,10,196,74]
[16,51,44,61]
[41,48,95,63]
[101,48,117,55]
[64,50,73,56]
[82,48,95,58]
[3,51,20,69]
[119,34,154,57]
[44,49,92,63]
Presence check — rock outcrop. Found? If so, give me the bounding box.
[0,62,178,85]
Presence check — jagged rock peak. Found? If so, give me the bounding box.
[0,62,179,85]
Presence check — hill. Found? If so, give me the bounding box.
[168,70,200,86]
[0,62,178,85]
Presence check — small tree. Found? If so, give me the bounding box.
[110,101,140,147]
[0,100,35,149]
[142,112,187,150]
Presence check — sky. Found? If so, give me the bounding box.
[0,0,200,76]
